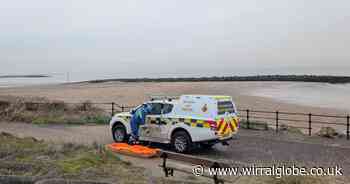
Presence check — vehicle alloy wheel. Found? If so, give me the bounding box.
[172,131,191,153]
[112,124,127,143]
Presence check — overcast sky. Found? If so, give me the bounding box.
[1,0,350,79]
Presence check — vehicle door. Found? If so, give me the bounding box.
[139,102,173,142]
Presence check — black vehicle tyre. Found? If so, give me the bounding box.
[112,124,128,143]
[171,131,192,153]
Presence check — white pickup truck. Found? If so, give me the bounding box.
[110,95,239,153]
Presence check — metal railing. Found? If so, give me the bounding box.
[238,109,350,140]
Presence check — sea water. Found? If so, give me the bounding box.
[0,76,66,88]
[250,82,350,111]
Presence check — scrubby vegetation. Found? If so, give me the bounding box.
[317,127,340,139]
[0,96,110,125]
[240,119,269,130]
[0,132,139,183]
[279,124,304,135]
[0,132,215,184]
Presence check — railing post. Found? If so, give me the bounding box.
[122,105,125,112]
[276,111,279,133]
[308,113,312,136]
[246,109,250,129]
[347,115,349,140]
[111,102,115,117]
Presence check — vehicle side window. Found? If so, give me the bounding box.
[147,103,173,115]
[162,104,173,114]
[148,103,163,115]
[217,101,235,115]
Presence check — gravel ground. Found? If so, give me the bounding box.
[1,122,350,177]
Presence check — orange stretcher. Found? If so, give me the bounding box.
[107,143,161,158]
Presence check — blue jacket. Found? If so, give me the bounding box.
[130,104,152,137]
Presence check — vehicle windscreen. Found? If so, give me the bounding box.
[217,101,235,115]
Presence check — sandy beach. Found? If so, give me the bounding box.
[1,81,349,134]
[0,81,347,114]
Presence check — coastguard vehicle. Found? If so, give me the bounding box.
[110,95,239,153]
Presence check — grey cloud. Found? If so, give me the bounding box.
[1,0,350,78]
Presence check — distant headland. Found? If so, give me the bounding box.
[0,75,50,79]
[85,75,350,84]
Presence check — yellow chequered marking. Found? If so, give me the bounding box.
[216,116,239,136]
[217,119,227,135]
[231,117,238,131]
[232,118,237,130]
[203,122,210,128]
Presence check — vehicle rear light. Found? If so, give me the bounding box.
[207,120,217,131]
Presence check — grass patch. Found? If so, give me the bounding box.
[31,114,110,125]
[32,115,66,125]
[240,119,269,130]
[279,124,304,135]
[0,132,346,184]
[0,132,146,182]
[239,120,306,135]
[58,152,104,173]
[83,115,110,125]
[0,96,111,125]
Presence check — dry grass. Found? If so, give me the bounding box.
[0,132,144,182]
[0,96,110,125]
[0,132,213,184]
